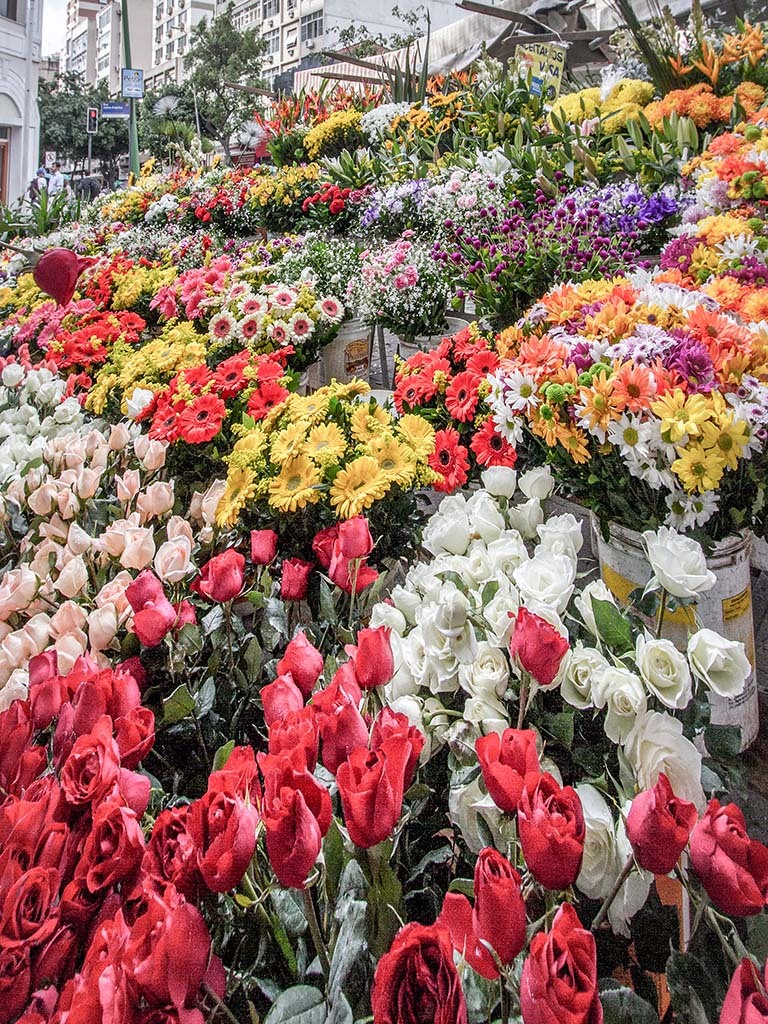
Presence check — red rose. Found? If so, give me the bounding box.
[60,715,120,807]
[133,597,177,647]
[260,748,331,834]
[173,599,197,630]
[32,248,92,306]
[690,800,768,917]
[519,773,585,890]
[372,922,468,1024]
[0,946,30,1024]
[269,709,320,772]
[721,958,768,1023]
[329,544,379,593]
[0,867,61,949]
[337,516,374,560]
[312,680,368,775]
[31,922,78,988]
[126,569,166,609]
[312,526,338,569]
[207,745,261,801]
[475,728,540,814]
[145,805,201,897]
[439,847,526,980]
[77,800,145,893]
[509,607,569,688]
[114,706,155,770]
[276,631,325,698]
[281,557,313,600]
[370,708,424,788]
[0,701,43,794]
[263,786,322,889]
[625,773,698,876]
[337,736,412,849]
[191,549,245,603]
[347,626,394,689]
[28,652,67,729]
[329,198,345,215]
[188,789,259,893]
[250,529,278,565]
[520,903,602,1024]
[261,673,304,728]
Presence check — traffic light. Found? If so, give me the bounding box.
[86,107,99,134]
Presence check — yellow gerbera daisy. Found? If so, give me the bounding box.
[269,453,323,513]
[270,421,308,463]
[330,456,390,519]
[232,428,267,463]
[396,415,436,460]
[367,435,416,486]
[216,467,258,527]
[350,402,392,443]
[671,444,726,493]
[288,391,330,425]
[304,422,348,465]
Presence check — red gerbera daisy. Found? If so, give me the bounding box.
[466,348,499,377]
[247,381,290,420]
[429,427,470,493]
[149,398,181,442]
[393,370,437,413]
[445,370,480,423]
[452,327,479,361]
[176,393,226,444]
[470,418,518,468]
[213,350,250,399]
[180,364,214,394]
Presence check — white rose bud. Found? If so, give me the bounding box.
[519,466,554,500]
[635,634,692,709]
[481,466,517,498]
[642,526,716,599]
[576,784,622,901]
[561,644,609,709]
[687,628,750,698]
[593,664,646,743]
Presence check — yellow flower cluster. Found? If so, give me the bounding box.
[111,265,177,311]
[248,164,320,209]
[304,110,363,160]
[0,273,46,312]
[549,80,654,134]
[216,381,438,526]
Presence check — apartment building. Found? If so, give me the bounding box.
[63,0,152,93]
[0,0,44,202]
[144,0,215,89]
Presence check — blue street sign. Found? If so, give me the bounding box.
[101,101,130,119]
[121,68,144,99]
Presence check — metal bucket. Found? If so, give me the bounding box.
[592,518,759,750]
[320,319,371,385]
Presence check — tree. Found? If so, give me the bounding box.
[183,4,266,164]
[329,4,427,58]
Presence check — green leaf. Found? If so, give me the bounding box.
[591,598,634,653]
[201,605,225,636]
[212,739,235,771]
[704,724,742,761]
[448,878,474,899]
[599,985,660,1024]
[544,710,574,748]
[194,677,216,717]
[264,986,327,1024]
[244,635,263,678]
[162,684,196,725]
[665,951,720,1024]
[319,579,336,624]
[329,873,368,1001]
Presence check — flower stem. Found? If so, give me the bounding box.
[499,974,510,1024]
[516,674,529,730]
[591,855,634,932]
[203,984,240,1024]
[302,887,331,984]
[348,558,361,630]
[655,590,669,639]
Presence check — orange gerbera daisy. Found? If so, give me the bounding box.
[611,361,656,413]
[517,335,570,378]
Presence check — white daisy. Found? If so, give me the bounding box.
[607,414,653,459]
[500,370,540,413]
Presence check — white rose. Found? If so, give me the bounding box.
[481,466,517,498]
[0,566,40,618]
[423,506,471,556]
[1,363,25,387]
[66,523,92,556]
[54,555,89,600]
[561,644,609,709]
[687,628,750,698]
[463,692,509,734]
[536,514,583,562]
[592,663,646,742]
[370,602,407,636]
[506,497,544,540]
[574,579,618,636]
[449,776,505,855]
[459,642,509,698]
[514,550,575,615]
[88,603,119,652]
[486,533,529,579]
[623,710,705,810]
[483,585,519,647]
[635,634,692,709]
[390,584,421,626]
[576,784,622,901]
[385,634,420,701]
[126,387,156,419]
[154,535,193,584]
[519,466,554,500]
[609,811,652,938]
[466,490,505,543]
[418,587,476,664]
[642,526,716,599]
[0,667,29,711]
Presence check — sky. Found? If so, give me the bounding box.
[42,0,68,57]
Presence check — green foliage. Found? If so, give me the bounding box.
[38,72,128,179]
[0,188,81,244]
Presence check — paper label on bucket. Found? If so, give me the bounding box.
[345,340,369,376]
[723,586,751,622]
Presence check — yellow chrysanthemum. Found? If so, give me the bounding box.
[269,453,322,513]
[330,456,391,519]
[672,444,726,493]
[270,421,308,463]
[304,422,348,465]
[652,390,713,444]
[396,415,436,461]
[698,416,749,471]
[350,402,392,443]
[367,435,416,486]
[216,467,258,527]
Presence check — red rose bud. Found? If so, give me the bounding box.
[191,548,245,603]
[269,708,320,772]
[721,958,768,1023]
[281,557,313,600]
[312,525,339,569]
[337,735,411,849]
[29,659,68,730]
[329,545,380,593]
[337,516,374,560]
[520,903,601,1024]
[519,773,585,890]
[259,748,331,837]
[113,706,155,769]
[262,673,304,728]
[625,773,698,876]
[370,708,424,788]
[372,922,468,1024]
[509,606,569,688]
[439,847,526,980]
[188,788,260,893]
[348,626,394,690]
[126,569,166,610]
[276,631,325,698]
[145,805,201,897]
[690,800,768,917]
[263,786,322,889]
[173,599,197,630]
[476,728,540,814]
[312,678,367,775]
[250,529,278,565]
[207,745,261,802]
[32,248,92,306]
[126,570,177,647]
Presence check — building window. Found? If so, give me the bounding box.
[155,26,161,42]
[262,0,279,19]
[97,56,109,72]
[264,27,279,53]
[177,35,186,52]
[165,42,173,58]
[300,11,322,41]
[156,1,164,17]
[0,0,19,20]
[155,47,163,63]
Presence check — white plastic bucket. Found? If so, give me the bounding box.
[397,317,467,361]
[320,319,371,384]
[592,518,759,750]
[298,361,322,394]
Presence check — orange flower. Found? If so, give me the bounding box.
[741,291,768,324]
[555,424,591,464]
[611,362,656,413]
[517,335,570,378]
[576,370,620,437]
[530,403,561,446]
[703,278,745,312]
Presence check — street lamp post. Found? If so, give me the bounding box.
[120,0,140,178]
